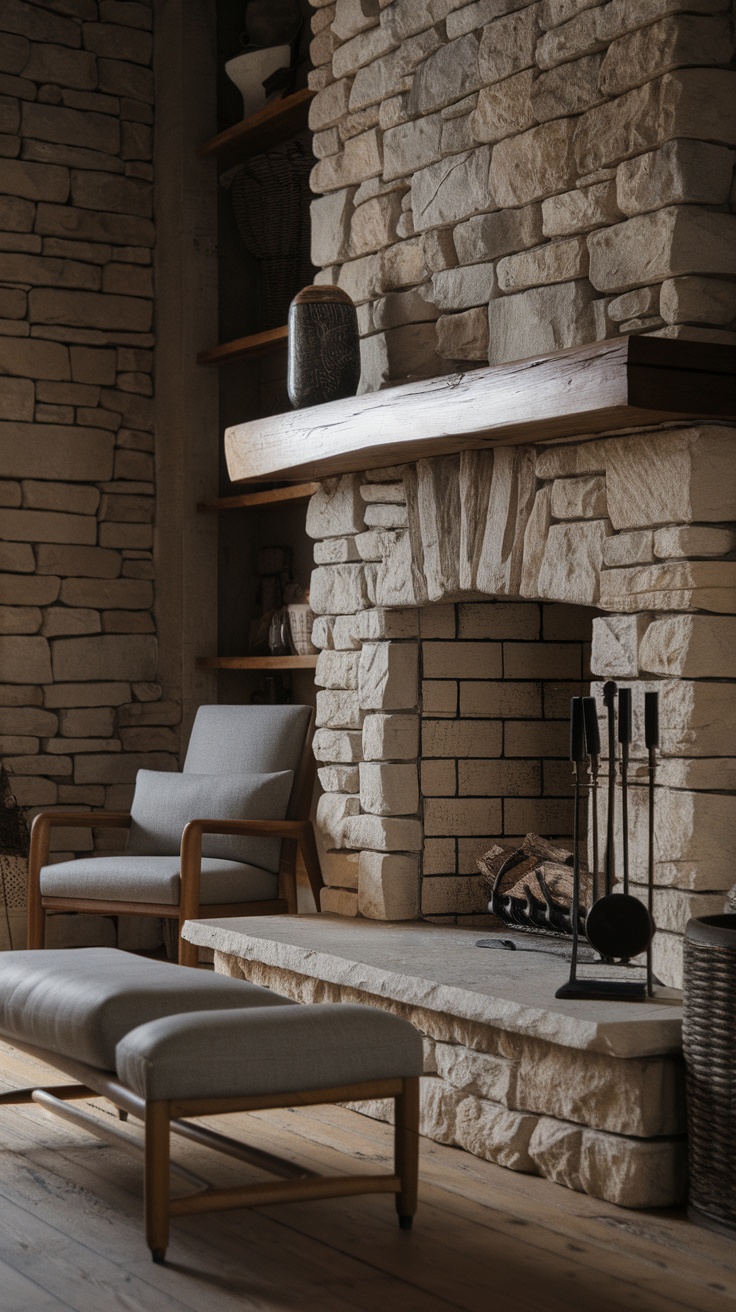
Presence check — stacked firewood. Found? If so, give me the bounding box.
[477,834,591,937]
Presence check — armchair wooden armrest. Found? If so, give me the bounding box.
[27,811,133,951]
[178,816,323,925]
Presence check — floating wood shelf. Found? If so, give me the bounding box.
[224,337,736,485]
[197,655,318,671]
[197,325,288,367]
[197,482,319,513]
[198,89,314,167]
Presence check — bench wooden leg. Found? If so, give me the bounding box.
[394,1076,419,1230]
[144,1100,171,1263]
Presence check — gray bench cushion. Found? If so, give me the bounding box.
[39,856,278,905]
[115,1004,424,1101]
[0,948,291,1071]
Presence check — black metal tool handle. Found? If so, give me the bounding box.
[644,690,659,996]
[582,696,600,902]
[568,698,585,984]
[618,688,632,895]
[602,681,617,895]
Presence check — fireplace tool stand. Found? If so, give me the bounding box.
[555,690,658,1002]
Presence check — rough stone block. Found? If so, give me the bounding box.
[605,426,736,529]
[479,5,540,84]
[354,608,419,640]
[436,308,489,361]
[311,128,383,192]
[310,564,369,615]
[455,205,542,264]
[408,33,480,116]
[639,615,736,679]
[312,728,363,763]
[550,474,606,520]
[531,52,603,122]
[358,850,420,920]
[41,607,101,636]
[307,475,366,540]
[341,813,423,852]
[653,525,736,559]
[579,1129,685,1209]
[616,138,733,218]
[363,503,409,529]
[0,157,69,202]
[590,614,648,678]
[455,1096,537,1172]
[320,849,360,888]
[358,641,418,710]
[537,519,609,607]
[542,182,619,238]
[362,712,419,760]
[488,280,597,366]
[28,287,152,332]
[497,236,588,292]
[471,69,535,144]
[315,650,361,689]
[0,507,96,545]
[600,560,736,615]
[660,275,736,327]
[602,530,654,567]
[588,207,736,294]
[310,188,354,266]
[432,263,496,309]
[316,688,362,729]
[490,118,575,208]
[318,764,360,794]
[320,887,359,916]
[411,146,492,231]
[316,791,361,847]
[349,191,402,256]
[359,761,418,815]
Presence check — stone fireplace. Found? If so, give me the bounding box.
[305,426,736,991]
[291,0,736,991]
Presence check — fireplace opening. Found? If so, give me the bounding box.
[418,598,597,924]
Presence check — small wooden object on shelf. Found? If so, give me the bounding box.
[197,325,288,367]
[196,655,318,671]
[197,88,314,168]
[197,482,319,513]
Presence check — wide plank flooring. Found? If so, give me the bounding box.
[0,1041,734,1312]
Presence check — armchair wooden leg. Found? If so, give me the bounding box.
[299,823,324,907]
[27,821,47,950]
[144,1100,171,1263]
[177,934,199,968]
[394,1076,419,1229]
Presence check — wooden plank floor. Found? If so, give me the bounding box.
[1,1041,735,1312]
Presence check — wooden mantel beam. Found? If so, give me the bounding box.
[224,337,735,485]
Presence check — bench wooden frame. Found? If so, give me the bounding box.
[0,1034,420,1263]
[27,709,323,968]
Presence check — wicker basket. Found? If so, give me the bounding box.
[683,914,736,1235]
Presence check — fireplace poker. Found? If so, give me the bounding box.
[645,690,659,997]
[603,681,617,894]
[566,697,586,987]
[582,696,601,905]
[618,687,632,896]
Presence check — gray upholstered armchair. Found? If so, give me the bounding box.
[28,704,322,967]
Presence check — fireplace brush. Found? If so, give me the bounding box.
[645,690,659,998]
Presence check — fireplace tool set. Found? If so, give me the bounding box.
[555,684,659,1001]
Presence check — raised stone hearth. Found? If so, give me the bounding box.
[304,421,736,989]
[184,915,686,1209]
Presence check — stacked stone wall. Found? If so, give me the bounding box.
[308,0,736,387]
[0,1,180,876]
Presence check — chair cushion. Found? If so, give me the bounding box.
[183,704,311,783]
[0,948,292,1071]
[39,855,279,905]
[115,1003,424,1101]
[127,769,294,872]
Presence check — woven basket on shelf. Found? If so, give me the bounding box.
[683,914,736,1235]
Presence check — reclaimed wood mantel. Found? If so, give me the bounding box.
[224,337,735,484]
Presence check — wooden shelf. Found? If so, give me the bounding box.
[224,337,736,485]
[197,655,318,670]
[198,88,314,167]
[197,325,288,367]
[197,482,319,513]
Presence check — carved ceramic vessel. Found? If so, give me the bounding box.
[287,285,361,409]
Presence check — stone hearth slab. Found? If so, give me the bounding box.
[183,915,681,1058]
[183,917,686,1208]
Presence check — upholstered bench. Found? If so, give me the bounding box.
[0,949,423,1262]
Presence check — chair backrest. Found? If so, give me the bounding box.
[183,704,314,819]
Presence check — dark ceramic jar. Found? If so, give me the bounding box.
[287,285,361,409]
